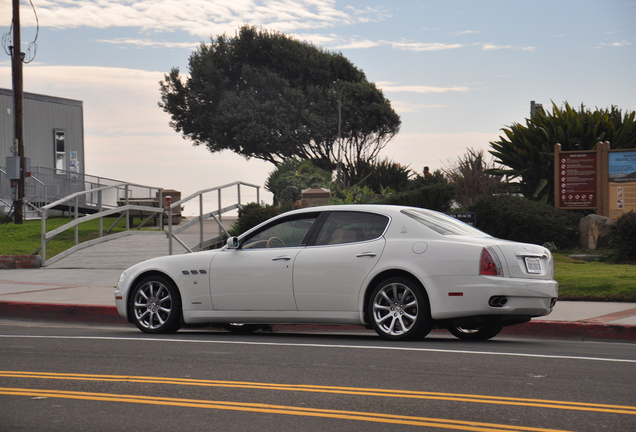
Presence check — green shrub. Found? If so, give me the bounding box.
[472,195,582,247]
[410,169,447,188]
[610,211,636,262]
[229,203,282,236]
[383,183,456,212]
[444,148,505,209]
[357,158,412,193]
[265,159,332,210]
[330,185,383,204]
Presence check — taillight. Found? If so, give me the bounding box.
[480,247,502,276]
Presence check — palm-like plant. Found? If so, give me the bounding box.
[489,102,636,204]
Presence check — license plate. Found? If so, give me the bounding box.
[525,257,542,274]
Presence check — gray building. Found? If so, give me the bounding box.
[1,88,164,222]
[1,88,85,175]
[1,88,86,215]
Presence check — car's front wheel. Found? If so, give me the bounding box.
[448,322,503,340]
[368,277,432,340]
[131,275,182,334]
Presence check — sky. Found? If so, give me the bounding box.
[1,0,635,215]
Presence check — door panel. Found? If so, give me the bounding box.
[293,238,385,311]
[209,248,301,311]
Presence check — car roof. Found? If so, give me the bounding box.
[285,204,409,216]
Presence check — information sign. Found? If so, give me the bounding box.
[607,150,636,218]
[557,152,597,208]
[447,212,477,226]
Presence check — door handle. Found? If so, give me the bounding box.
[272,256,291,261]
[356,252,377,258]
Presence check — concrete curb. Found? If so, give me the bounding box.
[1,301,634,342]
[0,301,126,326]
[500,320,636,342]
[0,255,43,269]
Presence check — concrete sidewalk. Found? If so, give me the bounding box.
[0,230,634,341]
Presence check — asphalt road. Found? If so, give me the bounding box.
[1,320,634,432]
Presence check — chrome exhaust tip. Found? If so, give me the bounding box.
[489,296,508,307]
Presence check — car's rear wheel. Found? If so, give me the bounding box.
[368,277,432,340]
[448,322,503,340]
[222,323,262,333]
[131,275,181,334]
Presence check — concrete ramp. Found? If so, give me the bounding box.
[45,232,172,270]
[44,218,236,270]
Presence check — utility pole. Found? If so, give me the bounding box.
[11,0,25,224]
[336,95,342,189]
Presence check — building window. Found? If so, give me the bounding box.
[54,130,65,174]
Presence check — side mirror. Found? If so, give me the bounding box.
[226,237,239,249]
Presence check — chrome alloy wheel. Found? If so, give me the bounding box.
[371,282,420,337]
[133,280,174,331]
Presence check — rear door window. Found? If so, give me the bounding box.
[314,211,389,245]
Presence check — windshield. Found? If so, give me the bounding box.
[402,209,491,237]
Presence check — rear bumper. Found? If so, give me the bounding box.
[428,276,558,320]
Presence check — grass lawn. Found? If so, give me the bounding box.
[553,252,636,302]
[0,217,130,259]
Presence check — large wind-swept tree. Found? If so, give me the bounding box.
[159,25,400,179]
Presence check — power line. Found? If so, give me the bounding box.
[2,0,39,63]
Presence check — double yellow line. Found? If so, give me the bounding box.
[1,386,571,432]
[1,371,634,431]
[1,370,634,415]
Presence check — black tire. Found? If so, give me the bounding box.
[368,277,432,341]
[222,323,262,333]
[130,275,182,334]
[448,322,503,341]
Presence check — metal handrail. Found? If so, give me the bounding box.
[167,181,260,254]
[39,183,164,266]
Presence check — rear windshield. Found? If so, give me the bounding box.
[402,209,491,237]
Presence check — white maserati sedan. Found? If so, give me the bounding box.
[115,204,558,340]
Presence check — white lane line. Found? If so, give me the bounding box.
[1,334,635,364]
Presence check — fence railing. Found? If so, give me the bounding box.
[167,181,260,254]
[40,183,164,266]
[1,165,163,219]
[26,178,261,265]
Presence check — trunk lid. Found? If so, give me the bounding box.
[494,241,554,279]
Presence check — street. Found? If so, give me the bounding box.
[0,319,634,431]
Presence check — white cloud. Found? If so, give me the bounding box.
[96,38,200,49]
[2,0,380,37]
[390,101,448,114]
[331,38,383,50]
[481,43,535,52]
[378,83,471,94]
[449,30,480,35]
[389,41,463,52]
[294,33,464,52]
[597,40,632,48]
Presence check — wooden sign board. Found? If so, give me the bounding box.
[555,142,636,218]
[607,150,636,218]
[554,144,602,211]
